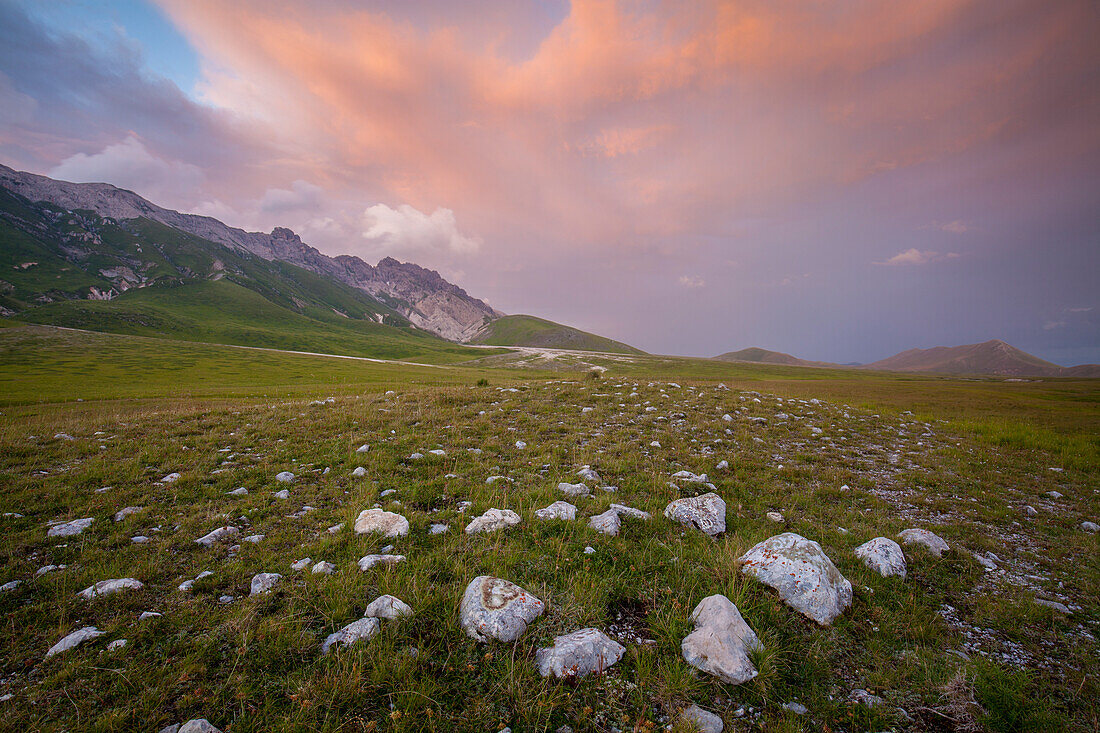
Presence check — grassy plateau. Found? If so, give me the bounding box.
[0,324,1096,732]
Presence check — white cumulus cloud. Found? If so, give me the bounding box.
[50,135,204,208]
[361,203,480,255]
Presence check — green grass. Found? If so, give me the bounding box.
[470,314,645,355]
[0,325,1096,731]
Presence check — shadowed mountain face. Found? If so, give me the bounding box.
[862,339,1100,377]
[0,164,498,341]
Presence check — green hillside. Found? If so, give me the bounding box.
[0,187,496,364]
[471,314,644,354]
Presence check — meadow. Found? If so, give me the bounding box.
[0,324,1096,732]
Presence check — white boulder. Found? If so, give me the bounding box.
[322,618,380,654]
[465,508,521,534]
[535,628,625,678]
[365,594,412,619]
[854,537,907,578]
[534,501,576,521]
[459,576,544,642]
[738,533,852,625]
[249,573,282,595]
[45,626,103,658]
[681,594,761,684]
[898,528,949,557]
[78,578,143,600]
[354,509,409,537]
[664,493,726,536]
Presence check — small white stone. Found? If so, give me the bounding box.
[312,561,335,575]
[78,578,143,600]
[322,618,380,654]
[351,467,367,477]
[430,523,450,534]
[227,487,248,496]
[160,472,181,483]
[249,572,282,595]
[766,511,784,523]
[274,489,289,499]
[243,534,264,543]
[356,444,370,453]
[365,594,412,619]
[584,546,596,554]
[515,441,526,449]
[534,501,576,521]
[45,626,103,658]
[357,554,406,571]
[113,506,142,522]
[107,639,127,652]
[48,517,94,537]
[139,612,161,621]
[291,558,312,571]
[465,508,521,534]
[275,471,295,482]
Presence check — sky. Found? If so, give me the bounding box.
[1,0,1097,365]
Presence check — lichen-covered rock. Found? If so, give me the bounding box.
[664,493,726,536]
[534,501,576,521]
[897,528,949,557]
[459,576,544,642]
[354,509,409,537]
[322,618,380,654]
[465,508,520,534]
[535,628,625,678]
[854,537,907,578]
[680,595,761,684]
[738,533,852,625]
[178,721,221,733]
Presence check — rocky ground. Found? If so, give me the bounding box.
[0,378,1096,731]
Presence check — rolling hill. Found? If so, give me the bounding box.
[862,339,1100,377]
[470,314,644,354]
[713,347,839,368]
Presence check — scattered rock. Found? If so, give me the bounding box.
[113,506,142,522]
[160,472,181,483]
[738,533,852,625]
[0,580,20,592]
[588,509,621,536]
[782,702,808,715]
[584,546,596,554]
[107,639,127,651]
[459,576,544,642]
[535,501,576,521]
[227,487,248,496]
[78,578,143,600]
[664,493,726,536]
[292,558,311,571]
[365,594,412,619]
[195,526,238,547]
[854,537,907,579]
[1081,521,1099,533]
[354,509,409,537]
[609,504,650,520]
[48,518,94,537]
[557,481,591,497]
[357,554,405,571]
[311,561,335,575]
[322,617,380,654]
[679,704,724,733]
[535,628,625,678]
[356,444,370,453]
[429,523,449,534]
[45,626,103,658]
[275,471,294,483]
[36,564,65,577]
[274,489,290,499]
[243,534,264,543]
[1023,505,1038,517]
[765,511,784,523]
[680,594,761,684]
[1035,598,1071,614]
[898,528,949,557]
[577,466,601,482]
[139,612,161,621]
[849,689,883,707]
[249,573,281,595]
[465,508,521,534]
[351,467,367,477]
[179,719,221,733]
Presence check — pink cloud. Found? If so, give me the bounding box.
[875,249,961,266]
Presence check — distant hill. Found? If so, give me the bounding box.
[713,347,838,368]
[862,339,1100,377]
[470,314,644,354]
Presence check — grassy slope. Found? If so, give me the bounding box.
[12,280,495,365]
[471,314,644,354]
[0,326,1096,731]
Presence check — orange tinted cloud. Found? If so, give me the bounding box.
[153,0,1099,256]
